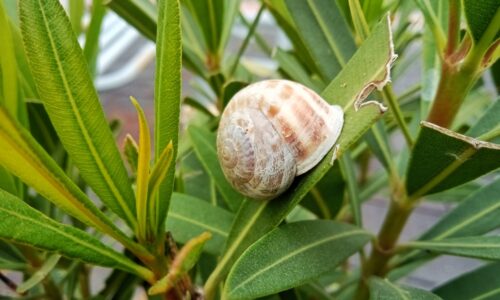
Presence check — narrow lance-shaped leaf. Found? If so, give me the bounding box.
[188,126,243,211]
[149,232,212,295]
[406,121,500,199]
[403,236,500,261]
[154,0,182,233]
[224,221,371,299]
[148,141,174,231]
[284,0,356,81]
[166,193,233,256]
[391,178,500,275]
[463,0,500,42]
[20,0,137,228]
[0,107,142,254]
[17,254,61,294]
[369,277,442,300]
[204,17,394,298]
[123,134,139,175]
[466,98,500,143]
[0,189,154,283]
[130,97,151,241]
[104,0,157,40]
[0,0,18,117]
[433,262,500,300]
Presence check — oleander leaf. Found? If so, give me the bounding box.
[188,126,243,211]
[406,122,500,198]
[0,189,154,282]
[224,221,370,299]
[404,236,500,260]
[104,0,157,40]
[0,107,130,243]
[130,97,151,240]
[0,0,18,117]
[391,178,500,278]
[204,17,394,297]
[369,277,442,300]
[154,0,182,233]
[20,0,137,228]
[166,193,234,256]
[433,262,500,299]
[149,232,211,295]
[284,0,356,81]
[421,177,500,240]
[463,0,500,42]
[466,98,500,143]
[17,254,61,293]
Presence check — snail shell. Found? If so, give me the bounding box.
[217,79,344,200]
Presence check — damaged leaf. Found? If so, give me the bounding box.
[406,121,500,199]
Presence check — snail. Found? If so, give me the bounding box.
[216,79,344,200]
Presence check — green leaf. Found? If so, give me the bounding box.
[391,179,500,277]
[204,17,394,297]
[369,277,442,300]
[224,221,371,299]
[188,126,243,211]
[17,254,61,293]
[123,134,139,175]
[130,97,151,241]
[406,122,500,199]
[221,81,248,109]
[166,193,234,256]
[404,236,500,261]
[466,98,500,143]
[300,164,345,220]
[148,141,173,208]
[0,108,135,248]
[463,0,500,42]
[265,0,320,77]
[273,48,324,92]
[104,0,157,40]
[0,0,18,117]
[433,262,500,300]
[83,0,106,77]
[154,0,181,233]
[284,0,356,81]
[20,0,137,228]
[421,178,500,240]
[149,232,211,295]
[339,153,362,226]
[0,189,154,282]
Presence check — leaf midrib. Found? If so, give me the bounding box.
[169,212,228,237]
[229,229,367,295]
[0,128,111,234]
[37,0,135,226]
[305,0,346,67]
[0,205,137,271]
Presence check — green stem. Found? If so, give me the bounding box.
[446,0,461,56]
[427,7,500,128]
[228,4,265,78]
[382,86,414,147]
[426,60,477,128]
[354,194,414,300]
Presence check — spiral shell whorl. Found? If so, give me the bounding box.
[217,79,344,200]
[217,107,296,200]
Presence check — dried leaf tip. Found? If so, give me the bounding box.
[354,15,396,113]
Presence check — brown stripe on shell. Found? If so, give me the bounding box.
[276,114,309,161]
[302,85,330,114]
[279,83,294,100]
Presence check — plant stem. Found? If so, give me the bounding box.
[446,0,461,56]
[354,182,413,300]
[382,86,414,147]
[426,61,477,127]
[228,4,265,78]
